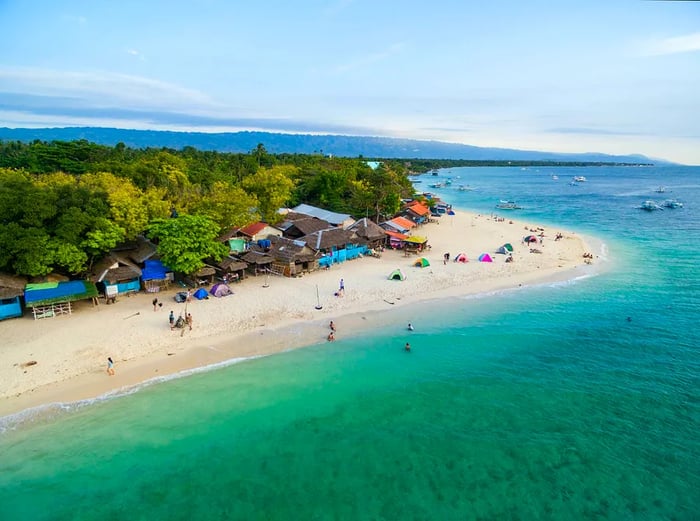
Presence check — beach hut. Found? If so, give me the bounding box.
[24,280,99,319]
[478,253,493,263]
[388,269,406,281]
[0,273,27,320]
[414,257,430,268]
[454,253,469,263]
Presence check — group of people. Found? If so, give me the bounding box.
[169,310,193,331]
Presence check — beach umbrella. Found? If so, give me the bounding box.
[478,253,493,262]
[454,253,469,263]
[414,257,430,268]
[524,235,538,243]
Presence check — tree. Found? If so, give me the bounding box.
[190,181,260,229]
[148,215,228,275]
[241,165,296,223]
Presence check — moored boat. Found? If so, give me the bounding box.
[640,200,663,211]
[495,200,522,210]
[662,199,683,209]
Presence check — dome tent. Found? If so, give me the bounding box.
[478,253,493,262]
[388,269,406,281]
[413,257,430,268]
[454,253,468,263]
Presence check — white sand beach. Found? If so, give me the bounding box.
[0,209,599,418]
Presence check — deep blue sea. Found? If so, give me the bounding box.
[1,165,699,520]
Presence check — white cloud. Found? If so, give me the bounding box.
[0,66,216,110]
[642,32,700,56]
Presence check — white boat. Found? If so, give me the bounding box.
[572,176,587,182]
[430,182,444,188]
[551,175,559,180]
[640,200,663,211]
[662,199,683,209]
[458,185,475,191]
[655,186,667,193]
[495,200,522,210]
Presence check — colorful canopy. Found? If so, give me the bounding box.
[524,235,538,243]
[454,253,469,263]
[478,253,493,262]
[414,257,430,268]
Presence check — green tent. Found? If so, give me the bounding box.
[388,269,406,281]
[413,257,430,268]
[502,243,513,252]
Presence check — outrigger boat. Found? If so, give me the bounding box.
[495,200,522,210]
[639,200,663,211]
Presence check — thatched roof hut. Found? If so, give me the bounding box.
[89,253,142,284]
[0,273,28,299]
[348,218,387,246]
[302,228,358,252]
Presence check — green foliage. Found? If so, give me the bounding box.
[148,215,228,275]
[190,181,260,230]
[241,165,296,223]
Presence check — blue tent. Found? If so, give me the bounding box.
[141,260,169,281]
[193,288,209,300]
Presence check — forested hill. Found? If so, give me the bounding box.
[0,126,663,165]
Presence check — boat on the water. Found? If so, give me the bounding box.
[640,200,663,211]
[458,185,475,191]
[572,176,587,182]
[655,186,667,193]
[551,175,559,180]
[662,199,683,209]
[495,200,522,210]
[445,179,452,185]
[430,182,444,189]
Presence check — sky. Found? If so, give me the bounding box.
[0,0,698,164]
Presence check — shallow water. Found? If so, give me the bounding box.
[1,165,699,520]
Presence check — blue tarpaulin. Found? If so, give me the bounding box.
[24,280,98,306]
[141,260,169,281]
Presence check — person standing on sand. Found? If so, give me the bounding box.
[152,297,159,311]
[330,320,336,332]
[186,313,193,331]
[169,310,175,330]
[107,357,115,375]
[339,279,345,295]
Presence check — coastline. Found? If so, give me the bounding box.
[0,208,601,421]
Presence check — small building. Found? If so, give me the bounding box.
[302,228,366,268]
[210,256,248,283]
[0,273,27,320]
[281,217,333,240]
[141,259,173,293]
[403,201,431,224]
[267,235,320,277]
[347,218,387,249]
[239,249,275,276]
[24,280,99,319]
[291,204,355,229]
[384,230,409,249]
[238,222,283,243]
[89,253,142,298]
[381,216,416,235]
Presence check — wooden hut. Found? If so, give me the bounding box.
[24,280,99,319]
[239,249,275,276]
[193,265,217,286]
[210,256,248,283]
[348,218,387,249]
[89,253,142,298]
[0,273,27,320]
[267,235,320,277]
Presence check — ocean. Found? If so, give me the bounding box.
[1,165,698,520]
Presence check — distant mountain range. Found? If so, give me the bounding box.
[0,127,666,164]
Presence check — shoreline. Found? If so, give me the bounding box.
[0,208,603,422]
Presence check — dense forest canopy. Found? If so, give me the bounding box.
[0,140,414,278]
[0,139,631,279]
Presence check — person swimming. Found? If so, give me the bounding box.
[405,342,411,352]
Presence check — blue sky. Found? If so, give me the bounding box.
[1,0,698,163]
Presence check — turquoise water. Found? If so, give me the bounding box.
[1,166,699,520]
